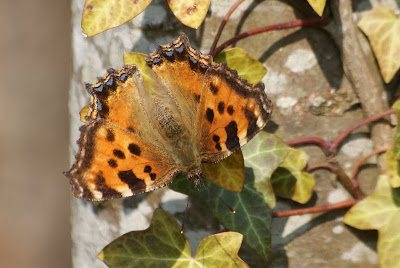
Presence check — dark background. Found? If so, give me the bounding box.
[0,0,71,267]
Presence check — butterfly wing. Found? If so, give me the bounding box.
[66,119,179,201]
[146,33,211,138]
[66,66,179,201]
[197,63,273,163]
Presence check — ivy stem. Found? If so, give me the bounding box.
[209,0,245,55]
[286,137,329,150]
[211,17,328,57]
[272,199,358,217]
[306,163,338,172]
[329,109,395,152]
[351,147,389,188]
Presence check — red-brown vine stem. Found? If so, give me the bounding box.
[306,163,338,172]
[286,137,330,152]
[272,199,359,217]
[211,17,329,57]
[351,147,390,188]
[329,109,395,152]
[209,0,245,55]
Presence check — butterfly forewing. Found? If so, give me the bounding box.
[197,63,272,163]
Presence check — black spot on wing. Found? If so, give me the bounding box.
[244,108,258,140]
[96,174,122,198]
[215,143,222,151]
[128,143,141,156]
[212,135,220,142]
[150,173,156,181]
[210,83,218,95]
[212,135,222,151]
[227,105,234,115]
[113,149,125,159]
[118,170,146,192]
[225,121,240,151]
[108,159,117,168]
[106,129,115,142]
[206,108,214,123]
[217,102,225,114]
[144,165,152,173]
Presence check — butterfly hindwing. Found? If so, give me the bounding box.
[66,119,178,201]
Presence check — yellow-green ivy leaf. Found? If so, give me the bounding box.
[386,149,400,188]
[306,0,326,16]
[344,175,400,268]
[168,0,211,29]
[79,104,90,123]
[82,0,153,37]
[393,100,400,160]
[214,48,267,85]
[203,149,245,192]
[98,208,248,267]
[271,148,315,204]
[358,7,400,83]
[124,52,157,93]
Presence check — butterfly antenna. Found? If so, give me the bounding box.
[180,193,191,234]
[204,183,236,214]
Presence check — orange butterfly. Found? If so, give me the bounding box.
[65,33,272,201]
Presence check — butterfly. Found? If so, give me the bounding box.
[65,33,272,201]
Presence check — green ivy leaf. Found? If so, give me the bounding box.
[242,132,290,208]
[344,175,400,268]
[214,48,268,85]
[168,0,211,29]
[98,208,248,267]
[203,149,245,192]
[81,0,152,37]
[271,148,315,204]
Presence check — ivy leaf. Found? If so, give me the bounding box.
[344,175,400,268]
[203,149,245,192]
[167,0,211,29]
[305,0,326,16]
[385,149,400,188]
[194,232,248,268]
[358,7,400,83]
[214,48,268,85]
[124,52,158,93]
[79,104,90,123]
[392,101,400,160]
[170,133,289,261]
[241,132,290,208]
[81,0,153,37]
[271,148,315,204]
[193,133,288,261]
[98,208,248,267]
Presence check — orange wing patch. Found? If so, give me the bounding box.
[65,119,178,201]
[197,63,272,163]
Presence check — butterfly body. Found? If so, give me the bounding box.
[66,33,272,201]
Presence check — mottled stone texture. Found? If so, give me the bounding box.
[70,0,398,267]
